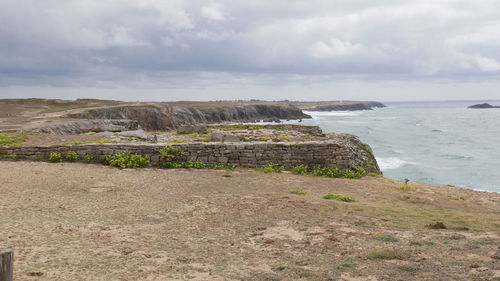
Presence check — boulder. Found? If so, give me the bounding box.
[208,131,224,142]
[223,134,240,142]
[177,125,208,134]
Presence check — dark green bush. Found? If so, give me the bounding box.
[98,155,108,164]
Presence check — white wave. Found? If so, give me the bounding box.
[304,111,365,117]
[376,157,414,170]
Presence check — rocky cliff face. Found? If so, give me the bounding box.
[305,101,386,111]
[65,103,310,131]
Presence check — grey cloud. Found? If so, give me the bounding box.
[1,0,500,91]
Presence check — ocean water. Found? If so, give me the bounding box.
[291,101,500,193]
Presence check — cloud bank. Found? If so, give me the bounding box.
[1,0,500,100]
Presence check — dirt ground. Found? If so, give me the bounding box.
[0,161,499,281]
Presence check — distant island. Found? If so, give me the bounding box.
[468,102,500,109]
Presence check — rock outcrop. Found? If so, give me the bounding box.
[468,103,500,109]
[28,119,139,134]
[304,101,386,111]
[65,103,311,131]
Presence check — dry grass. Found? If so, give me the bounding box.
[0,161,499,281]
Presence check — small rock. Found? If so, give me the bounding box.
[208,131,224,142]
[223,134,240,142]
[469,263,480,269]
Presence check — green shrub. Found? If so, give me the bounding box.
[322,194,356,202]
[49,152,63,163]
[170,139,186,143]
[291,165,308,175]
[65,151,79,162]
[98,156,108,165]
[260,163,284,173]
[11,154,20,161]
[222,173,232,178]
[290,189,307,195]
[159,146,184,162]
[83,154,94,163]
[107,153,150,168]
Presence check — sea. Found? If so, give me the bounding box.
[289,100,500,193]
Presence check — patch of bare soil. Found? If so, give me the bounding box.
[0,162,499,281]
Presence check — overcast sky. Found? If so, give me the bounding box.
[1,0,500,101]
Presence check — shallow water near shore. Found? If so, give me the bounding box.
[291,101,500,192]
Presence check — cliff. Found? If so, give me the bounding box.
[65,103,311,131]
[299,101,386,111]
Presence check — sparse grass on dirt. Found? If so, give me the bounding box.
[0,162,499,281]
[0,131,28,146]
[366,248,404,260]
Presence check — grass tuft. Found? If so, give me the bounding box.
[322,194,356,202]
[260,163,284,173]
[289,189,307,195]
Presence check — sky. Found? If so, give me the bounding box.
[1,0,500,101]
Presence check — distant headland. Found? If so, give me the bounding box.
[468,102,500,109]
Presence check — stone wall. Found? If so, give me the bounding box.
[0,136,380,173]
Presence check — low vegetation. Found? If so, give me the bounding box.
[107,153,150,168]
[291,165,367,179]
[260,163,284,173]
[83,154,94,163]
[49,152,63,163]
[289,189,307,195]
[322,193,356,202]
[65,151,79,162]
[159,146,185,162]
[376,233,400,242]
[0,131,28,147]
